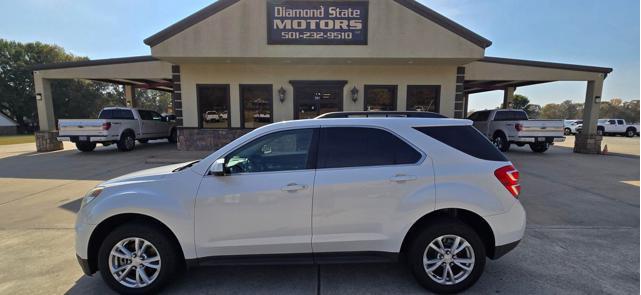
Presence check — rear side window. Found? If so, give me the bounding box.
[493,111,528,121]
[467,111,490,122]
[318,127,422,169]
[99,109,134,120]
[414,126,508,162]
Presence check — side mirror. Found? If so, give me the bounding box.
[209,158,226,176]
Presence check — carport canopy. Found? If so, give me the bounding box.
[463,56,612,154]
[31,56,174,132]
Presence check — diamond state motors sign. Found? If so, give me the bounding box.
[267,1,369,45]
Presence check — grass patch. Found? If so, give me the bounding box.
[0,135,35,145]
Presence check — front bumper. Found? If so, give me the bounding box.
[76,255,93,276]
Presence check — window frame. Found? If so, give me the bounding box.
[364,85,398,111]
[221,127,320,175]
[406,85,441,113]
[316,126,425,170]
[196,84,231,129]
[239,84,274,129]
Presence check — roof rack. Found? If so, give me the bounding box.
[316,111,447,119]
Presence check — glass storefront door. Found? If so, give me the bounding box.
[292,81,346,119]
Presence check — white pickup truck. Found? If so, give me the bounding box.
[468,109,565,153]
[594,119,639,137]
[57,107,177,152]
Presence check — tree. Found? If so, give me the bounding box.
[511,94,530,109]
[135,89,172,114]
[0,39,133,132]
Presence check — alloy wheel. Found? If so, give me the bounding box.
[108,237,161,288]
[423,235,475,285]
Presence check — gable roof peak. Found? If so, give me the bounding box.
[144,0,492,48]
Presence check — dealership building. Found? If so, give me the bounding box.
[32,0,612,152]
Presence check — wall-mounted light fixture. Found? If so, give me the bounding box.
[278,87,286,103]
[35,93,42,101]
[350,86,359,103]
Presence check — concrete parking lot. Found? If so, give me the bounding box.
[0,139,638,294]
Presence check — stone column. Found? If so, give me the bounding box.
[502,87,515,109]
[33,71,63,152]
[124,85,136,107]
[574,77,605,154]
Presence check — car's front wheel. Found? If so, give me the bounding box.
[98,223,179,294]
[408,220,486,294]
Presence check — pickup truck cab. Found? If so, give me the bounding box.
[58,107,177,152]
[595,119,639,137]
[468,109,565,153]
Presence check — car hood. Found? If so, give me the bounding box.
[100,162,194,187]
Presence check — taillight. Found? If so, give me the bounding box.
[494,165,520,198]
[515,123,523,132]
[102,122,112,130]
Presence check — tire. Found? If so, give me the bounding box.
[138,139,149,144]
[492,132,510,152]
[564,128,571,135]
[98,223,180,294]
[597,128,604,136]
[76,142,96,152]
[408,219,486,294]
[117,131,136,152]
[168,128,177,143]
[529,142,549,153]
[626,128,636,138]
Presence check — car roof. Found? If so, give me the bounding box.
[262,117,472,131]
[316,111,446,119]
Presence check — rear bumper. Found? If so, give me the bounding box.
[510,136,565,143]
[491,240,520,259]
[485,201,526,258]
[58,135,119,142]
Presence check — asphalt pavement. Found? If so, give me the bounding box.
[0,139,638,294]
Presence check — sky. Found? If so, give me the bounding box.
[0,0,638,110]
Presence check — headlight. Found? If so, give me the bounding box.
[81,187,104,207]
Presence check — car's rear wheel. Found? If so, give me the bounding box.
[117,132,136,152]
[626,128,636,137]
[76,142,96,152]
[597,128,604,136]
[529,142,549,153]
[564,128,571,135]
[492,133,510,152]
[408,220,486,294]
[98,223,179,294]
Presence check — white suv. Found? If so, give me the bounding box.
[75,117,526,294]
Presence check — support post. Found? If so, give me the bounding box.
[125,85,136,107]
[463,93,470,117]
[574,77,604,154]
[33,71,63,152]
[502,87,515,109]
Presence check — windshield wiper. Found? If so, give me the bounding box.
[173,160,200,172]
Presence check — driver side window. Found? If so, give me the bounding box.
[225,128,316,174]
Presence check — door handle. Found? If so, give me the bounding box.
[281,183,307,192]
[390,174,417,183]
